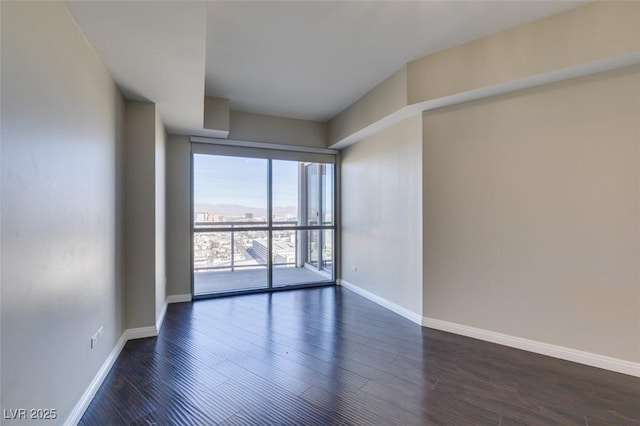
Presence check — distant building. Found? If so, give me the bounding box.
[253,239,268,262]
[252,238,295,264]
[245,212,254,219]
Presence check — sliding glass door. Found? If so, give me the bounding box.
[192,149,335,296]
[192,155,269,294]
[271,160,334,287]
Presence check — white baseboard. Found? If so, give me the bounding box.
[64,333,127,426]
[156,294,192,332]
[125,326,158,340]
[67,295,196,424]
[339,279,422,325]
[67,327,156,424]
[422,316,640,378]
[167,293,192,303]
[339,279,640,378]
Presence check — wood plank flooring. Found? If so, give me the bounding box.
[80,286,640,425]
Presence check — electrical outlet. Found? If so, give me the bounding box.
[90,326,104,349]
[352,265,358,272]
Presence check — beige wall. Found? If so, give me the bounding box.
[123,101,167,329]
[1,1,124,421]
[229,111,327,148]
[422,66,640,362]
[329,66,407,146]
[341,116,423,316]
[166,135,192,297]
[332,1,640,368]
[123,102,158,329]
[408,2,640,105]
[203,96,230,137]
[329,2,640,148]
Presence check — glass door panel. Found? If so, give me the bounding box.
[272,160,300,227]
[306,164,319,226]
[272,229,332,287]
[322,164,334,226]
[307,229,319,268]
[193,155,267,226]
[193,231,268,293]
[321,229,333,273]
[193,154,269,295]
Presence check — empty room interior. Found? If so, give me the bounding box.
[2,1,640,425]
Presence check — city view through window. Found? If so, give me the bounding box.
[193,154,334,295]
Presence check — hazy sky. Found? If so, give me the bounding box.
[194,154,299,208]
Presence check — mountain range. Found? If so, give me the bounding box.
[195,203,297,218]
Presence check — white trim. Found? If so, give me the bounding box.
[66,294,197,424]
[125,326,158,340]
[156,294,193,332]
[339,279,640,377]
[190,136,338,155]
[422,317,640,378]
[66,326,157,425]
[167,293,192,303]
[339,279,422,325]
[64,333,127,426]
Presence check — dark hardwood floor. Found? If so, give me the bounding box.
[80,286,640,425]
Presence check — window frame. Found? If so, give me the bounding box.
[190,141,338,298]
